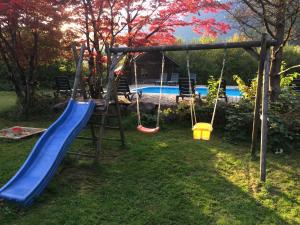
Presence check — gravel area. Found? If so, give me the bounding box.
[134,94,177,106]
[131,93,241,106]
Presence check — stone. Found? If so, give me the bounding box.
[128,101,157,114]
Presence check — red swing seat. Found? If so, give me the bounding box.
[137,125,160,134]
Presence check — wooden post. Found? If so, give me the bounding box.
[110,40,277,53]
[251,33,267,156]
[95,53,124,162]
[260,45,271,182]
[71,43,87,99]
[243,47,259,60]
[71,44,86,100]
[112,82,126,147]
[71,43,79,63]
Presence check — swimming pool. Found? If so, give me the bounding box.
[136,86,242,97]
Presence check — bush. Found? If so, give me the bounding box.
[224,101,254,143]
[283,45,300,73]
[226,70,300,152]
[159,100,252,142]
[233,75,257,101]
[0,80,14,91]
[267,88,300,152]
[1,93,57,120]
[168,48,258,85]
[0,60,76,91]
[22,94,57,116]
[160,102,192,127]
[157,66,300,152]
[206,76,219,104]
[122,110,166,130]
[0,64,13,91]
[36,60,76,89]
[167,44,300,85]
[160,99,227,131]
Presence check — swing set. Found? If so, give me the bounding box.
[128,45,227,140]
[108,33,278,182]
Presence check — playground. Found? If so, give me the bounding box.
[0,92,299,225]
[0,0,300,224]
[0,37,299,225]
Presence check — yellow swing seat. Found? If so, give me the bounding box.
[192,122,213,140]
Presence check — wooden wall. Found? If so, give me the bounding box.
[127,52,180,84]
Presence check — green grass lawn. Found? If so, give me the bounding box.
[0,92,299,225]
[0,91,17,114]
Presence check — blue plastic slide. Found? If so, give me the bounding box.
[0,99,95,205]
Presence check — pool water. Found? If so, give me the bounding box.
[136,86,242,97]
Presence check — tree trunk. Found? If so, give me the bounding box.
[83,0,104,98]
[8,71,35,116]
[269,45,283,101]
[0,50,35,115]
[123,55,133,83]
[269,1,286,102]
[23,80,35,116]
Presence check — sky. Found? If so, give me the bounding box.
[174,11,238,42]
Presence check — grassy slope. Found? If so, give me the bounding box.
[0,92,299,225]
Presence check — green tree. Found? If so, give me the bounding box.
[227,0,300,101]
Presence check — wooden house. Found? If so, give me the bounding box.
[127,52,180,84]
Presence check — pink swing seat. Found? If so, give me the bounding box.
[137,125,160,134]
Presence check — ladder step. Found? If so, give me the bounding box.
[105,126,120,129]
[68,151,95,158]
[102,138,122,142]
[86,123,120,129]
[92,113,118,117]
[77,136,98,141]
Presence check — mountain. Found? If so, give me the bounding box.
[174,11,238,42]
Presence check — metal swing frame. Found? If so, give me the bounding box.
[108,33,278,182]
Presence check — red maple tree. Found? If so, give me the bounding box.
[70,0,230,88]
[0,0,230,110]
[0,0,69,114]
[74,0,230,46]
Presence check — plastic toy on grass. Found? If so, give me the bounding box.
[0,126,45,140]
[12,126,23,135]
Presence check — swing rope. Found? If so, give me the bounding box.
[133,56,142,126]
[156,52,165,128]
[211,46,227,126]
[186,51,197,128]
[133,52,165,133]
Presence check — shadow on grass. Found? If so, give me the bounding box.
[0,129,292,225]
[174,147,287,224]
